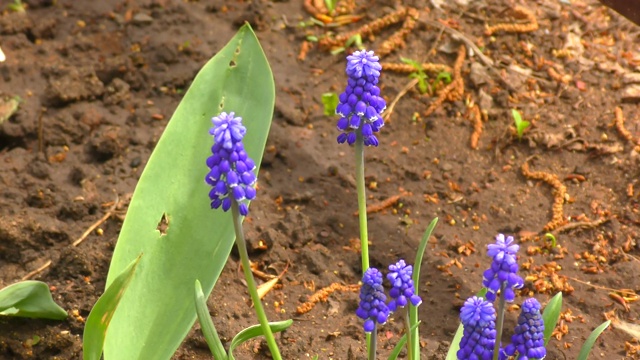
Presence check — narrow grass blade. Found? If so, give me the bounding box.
[577,320,610,360]
[83,255,141,360]
[409,217,438,358]
[0,280,67,320]
[387,321,420,360]
[194,280,227,359]
[228,320,293,360]
[542,292,562,346]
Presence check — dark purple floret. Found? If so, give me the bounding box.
[355,268,390,333]
[205,112,257,216]
[504,298,546,360]
[386,259,421,312]
[482,234,524,302]
[457,296,502,360]
[335,50,386,147]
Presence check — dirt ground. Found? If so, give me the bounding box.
[1,0,640,359]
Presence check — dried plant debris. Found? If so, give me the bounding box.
[296,283,360,315]
[485,5,539,36]
[424,44,465,117]
[318,7,419,56]
[468,103,483,150]
[521,160,567,232]
[381,62,451,74]
[614,107,639,148]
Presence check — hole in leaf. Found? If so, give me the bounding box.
[234,47,241,55]
[218,102,224,110]
[156,213,169,235]
[229,60,237,67]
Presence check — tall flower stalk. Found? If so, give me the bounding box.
[206,112,282,360]
[335,49,386,273]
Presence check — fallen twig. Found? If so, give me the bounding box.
[72,195,119,247]
[21,260,52,281]
[554,218,610,234]
[383,77,419,123]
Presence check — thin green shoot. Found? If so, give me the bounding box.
[306,35,319,42]
[330,34,363,55]
[512,109,530,139]
[401,57,430,94]
[436,71,452,85]
[324,0,338,14]
[7,0,26,12]
[544,233,557,248]
[321,93,339,116]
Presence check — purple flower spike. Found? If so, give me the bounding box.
[504,298,547,360]
[355,268,390,333]
[205,112,257,216]
[457,296,503,360]
[386,259,422,312]
[482,234,524,302]
[335,50,386,147]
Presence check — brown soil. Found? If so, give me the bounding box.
[1,0,639,359]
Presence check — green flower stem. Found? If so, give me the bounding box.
[368,325,378,360]
[355,132,373,354]
[231,201,282,360]
[493,284,507,360]
[405,310,414,360]
[355,132,369,272]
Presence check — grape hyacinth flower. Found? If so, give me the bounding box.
[504,298,546,360]
[457,296,501,360]
[335,50,386,147]
[355,268,390,333]
[387,260,422,312]
[482,234,524,302]
[205,112,257,216]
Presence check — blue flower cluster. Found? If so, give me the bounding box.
[504,298,546,360]
[457,296,499,360]
[387,260,422,312]
[458,234,547,360]
[335,50,386,147]
[355,268,390,333]
[205,112,257,216]
[355,259,422,332]
[482,234,524,302]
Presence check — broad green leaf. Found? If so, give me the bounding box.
[194,280,227,359]
[542,292,562,346]
[228,320,293,360]
[103,23,275,360]
[446,288,487,360]
[409,217,438,358]
[83,255,141,360]
[577,320,610,360]
[0,280,66,320]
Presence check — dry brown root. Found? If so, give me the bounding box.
[424,45,465,117]
[469,104,482,150]
[521,161,567,232]
[296,283,360,315]
[381,62,452,74]
[485,5,539,36]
